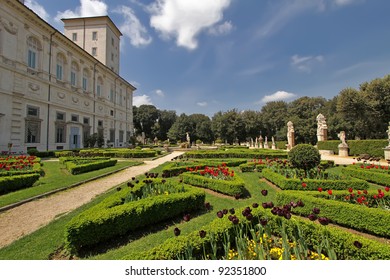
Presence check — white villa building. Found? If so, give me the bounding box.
[0,0,136,153]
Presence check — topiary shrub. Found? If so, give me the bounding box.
[288,144,321,173]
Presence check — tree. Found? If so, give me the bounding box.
[241,110,262,141]
[259,101,288,140]
[211,109,245,144]
[152,110,177,141]
[188,114,213,143]
[133,105,159,140]
[167,113,192,142]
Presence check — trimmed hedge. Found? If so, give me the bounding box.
[0,174,40,195]
[162,159,247,177]
[181,172,246,196]
[59,157,110,164]
[342,166,390,186]
[55,149,159,158]
[184,149,288,159]
[0,162,44,177]
[276,190,390,238]
[317,140,388,157]
[65,181,205,253]
[262,168,369,190]
[239,162,267,172]
[123,205,390,260]
[65,159,117,175]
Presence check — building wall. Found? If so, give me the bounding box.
[0,0,134,153]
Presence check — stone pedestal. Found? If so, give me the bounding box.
[272,144,276,150]
[338,145,349,157]
[384,147,390,160]
[264,143,269,149]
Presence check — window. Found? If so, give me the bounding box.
[110,110,114,117]
[27,37,41,69]
[111,53,114,61]
[56,53,66,81]
[92,47,97,56]
[110,85,115,103]
[82,68,89,91]
[98,120,103,127]
[92,31,97,41]
[27,106,39,117]
[71,115,79,122]
[109,129,115,142]
[25,105,41,143]
[119,89,123,106]
[55,125,66,143]
[72,33,77,41]
[83,117,89,125]
[70,61,79,87]
[96,77,103,97]
[56,112,65,121]
[119,130,124,142]
[111,37,114,46]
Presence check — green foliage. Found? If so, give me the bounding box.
[65,159,117,175]
[184,149,288,159]
[123,205,390,260]
[343,166,390,186]
[181,172,247,197]
[276,191,390,238]
[262,168,369,190]
[317,140,388,157]
[64,180,205,254]
[288,144,321,171]
[0,174,40,195]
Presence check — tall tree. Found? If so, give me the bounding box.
[259,101,289,140]
[211,109,245,144]
[133,105,159,140]
[152,110,177,141]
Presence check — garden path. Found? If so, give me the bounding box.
[0,151,184,249]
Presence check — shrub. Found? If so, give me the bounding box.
[65,159,117,175]
[0,174,40,195]
[343,166,390,186]
[64,181,205,254]
[184,149,288,159]
[317,140,388,157]
[288,144,321,172]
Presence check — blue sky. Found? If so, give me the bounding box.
[25,0,390,116]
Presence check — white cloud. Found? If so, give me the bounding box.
[208,21,233,36]
[133,94,153,106]
[291,54,323,73]
[25,0,49,21]
[333,0,361,6]
[154,89,165,97]
[260,91,297,103]
[55,0,108,21]
[149,0,232,50]
[197,102,208,107]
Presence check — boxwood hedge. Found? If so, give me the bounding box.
[0,174,40,195]
[262,168,369,190]
[342,166,390,186]
[184,149,288,159]
[65,180,205,254]
[65,159,118,175]
[317,140,388,157]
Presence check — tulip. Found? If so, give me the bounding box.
[353,241,363,249]
[174,227,181,236]
[312,207,320,215]
[199,230,206,238]
[252,203,259,208]
[308,214,317,221]
[217,211,224,218]
[318,217,330,225]
[183,214,191,222]
[261,189,268,196]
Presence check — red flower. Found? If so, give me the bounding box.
[357,191,362,195]
[318,187,323,192]
[327,189,333,195]
[363,190,368,195]
[348,187,353,193]
[301,182,307,188]
[385,186,390,192]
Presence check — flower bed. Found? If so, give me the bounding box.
[64,179,205,254]
[262,168,369,191]
[65,159,118,175]
[0,155,41,174]
[123,205,390,260]
[55,148,159,158]
[181,165,246,197]
[276,190,390,238]
[343,165,390,186]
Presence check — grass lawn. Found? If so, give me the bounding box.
[0,160,141,209]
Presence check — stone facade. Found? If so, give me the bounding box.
[0,0,135,153]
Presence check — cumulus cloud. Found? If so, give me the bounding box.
[197,102,208,107]
[114,6,152,47]
[149,0,232,50]
[55,0,108,21]
[208,21,233,36]
[154,89,165,97]
[291,54,323,73]
[25,0,49,21]
[133,94,153,106]
[260,91,297,103]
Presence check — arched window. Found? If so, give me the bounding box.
[82,68,90,91]
[70,61,79,87]
[56,53,66,81]
[27,36,41,69]
[96,76,103,97]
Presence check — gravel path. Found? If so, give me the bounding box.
[0,151,184,249]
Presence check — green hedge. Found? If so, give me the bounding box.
[65,182,205,253]
[181,172,246,196]
[0,174,40,195]
[342,166,390,186]
[239,162,267,172]
[317,140,388,157]
[162,159,247,177]
[276,190,390,238]
[0,162,43,177]
[65,159,117,175]
[55,149,159,158]
[262,168,369,190]
[59,157,110,164]
[184,149,288,159]
[123,205,390,260]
